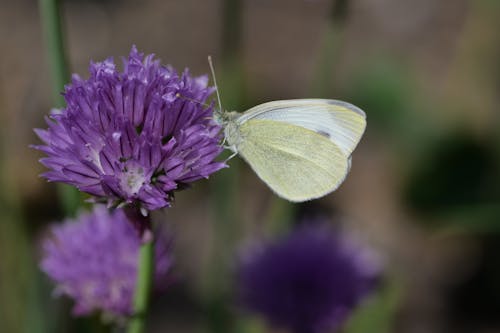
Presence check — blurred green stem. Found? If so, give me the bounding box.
[331,0,349,23]
[208,155,241,333]
[39,0,80,216]
[127,237,155,333]
[39,0,69,107]
[204,0,244,332]
[264,198,296,236]
[310,0,350,96]
[221,0,242,62]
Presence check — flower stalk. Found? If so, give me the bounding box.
[38,0,80,216]
[38,0,68,106]
[127,237,155,333]
[126,208,155,333]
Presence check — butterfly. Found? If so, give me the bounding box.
[214,97,366,202]
[207,57,366,202]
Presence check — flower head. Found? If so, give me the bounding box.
[34,46,225,211]
[40,205,173,318]
[237,223,380,333]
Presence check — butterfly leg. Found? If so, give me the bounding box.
[223,145,238,162]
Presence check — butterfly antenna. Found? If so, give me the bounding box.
[208,56,223,112]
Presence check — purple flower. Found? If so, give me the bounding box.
[33,46,225,211]
[40,205,173,318]
[237,223,381,333]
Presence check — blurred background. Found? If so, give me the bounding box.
[1,0,499,332]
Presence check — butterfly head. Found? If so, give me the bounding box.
[213,109,239,126]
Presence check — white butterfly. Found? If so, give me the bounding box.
[210,57,366,202]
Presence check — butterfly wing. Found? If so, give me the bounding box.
[237,119,350,202]
[236,99,366,156]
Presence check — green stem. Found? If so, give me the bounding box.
[127,238,155,333]
[38,0,69,107]
[204,0,245,330]
[39,0,81,216]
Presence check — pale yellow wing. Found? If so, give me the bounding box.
[236,99,366,156]
[237,119,350,202]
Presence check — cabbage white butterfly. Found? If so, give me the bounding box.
[209,58,366,202]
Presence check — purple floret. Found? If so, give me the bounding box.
[237,223,381,333]
[40,205,173,318]
[34,46,226,210]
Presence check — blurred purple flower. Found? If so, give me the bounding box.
[40,205,173,318]
[237,223,381,333]
[33,46,225,211]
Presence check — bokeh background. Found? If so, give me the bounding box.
[1,0,500,332]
